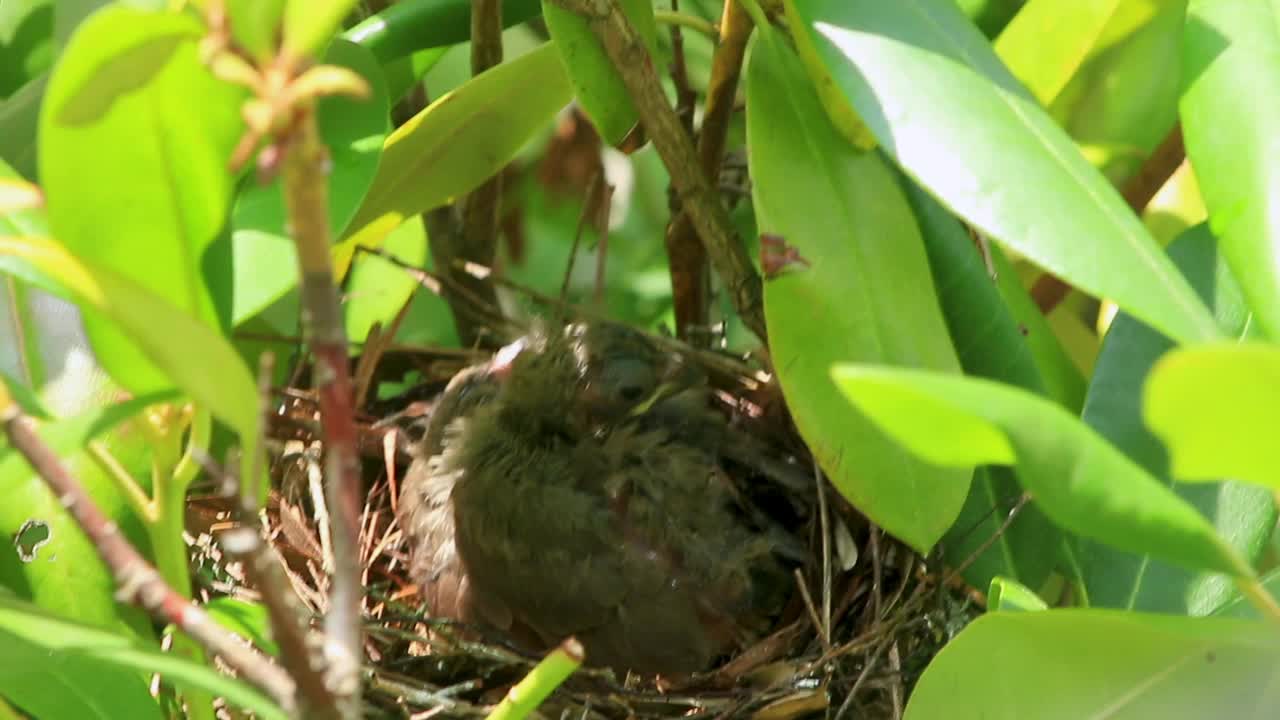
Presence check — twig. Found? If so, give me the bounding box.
[0,400,297,713]
[560,172,605,309]
[793,568,831,653]
[454,0,506,347]
[814,458,832,647]
[941,493,1029,588]
[547,0,767,341]
[221,353,340,718]
[1032,122,1185,313]
[281,109,364,714]
[664,0,753,341]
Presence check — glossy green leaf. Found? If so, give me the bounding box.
[344,215,427,344]
[988,576,1048,612]
[543,0,657,144]
[1182,0,1280,341]
[283,0,358,58]
[0,236,259,444]
[1077,224,1272,616]
[204,597,279,656]
[38,5,243,392]
[905,610,1280,719]
[994,0,1120,105]
[0,0,53,98]
[905,179,1061,589]
[1145,343,1280,489]
[342,0,542,63]
[831,364,1254,578]
[789,0,1221,345]
[342,42,571,257]
[0,394,162,643]
[0,596,284,720]
[230,38,389,324]
[747,31,967,552]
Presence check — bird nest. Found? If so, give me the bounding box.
[188,323,979,719]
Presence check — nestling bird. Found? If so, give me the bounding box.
[397,322,792,674]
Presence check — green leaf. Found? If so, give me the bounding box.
[747,31,967,552]
[226,0,286,61]
[0,0,54,98]
[283,0,358,58]
[1182,0,1280,341]
[1050,2,1183,184]
[905,610,1280,720]
[341,42,572,263]
[788,0,1221,345]
[993,0,1121,106]
[905,180,1062,589]
[0,73,46,179]
[543,0,657,144]
[988,576,1048,612]
[229,37,389,324]
[38,5,244,392]
[204,597,279,657]
[342,0,543,63]
[344,215,427,344]
[1145,343,1280,490]
[1077,224,1272,616]
[0,236,260,445]
[0,596,284,720]
[0,394,166,649]
[830,364,1253,578]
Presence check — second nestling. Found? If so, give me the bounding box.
[397,321,799,675]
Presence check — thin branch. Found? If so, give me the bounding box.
[218,353,341,718]
[548,0,767,341]
[665,0,752,341]
[453,0,506,347]
[281,109,364,715]
[0,401,296,713]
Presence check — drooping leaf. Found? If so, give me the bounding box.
[905,610,1280,719]
[830,364,1253,578]
[0,596,284,720]
[904,177,1060,590]
[0,0,54,98]
[1181,0,1280,341]
[1077,224,1272,616]
[38,5,243,392]
[542,0,657,144]
[341,42,571,270]
[987,576,1048,612]
[747,29,967,552]
[788,0,1221,345]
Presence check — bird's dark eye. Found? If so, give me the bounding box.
[618,384,647,402]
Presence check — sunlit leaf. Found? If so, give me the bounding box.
[748,29,967,552]
[1182,0,1280,341]
[831,364,1253,578]
[905,610,1280,719]
[788,0,1221,344]
[341,42,571,269]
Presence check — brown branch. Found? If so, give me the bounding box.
[216,353,340,718]
[0,403,297,713]
[448,0,507,347]
[665,0,752,341]
[281,110,363,716]
[1031,122,1186,313]
[548,0,767,341]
